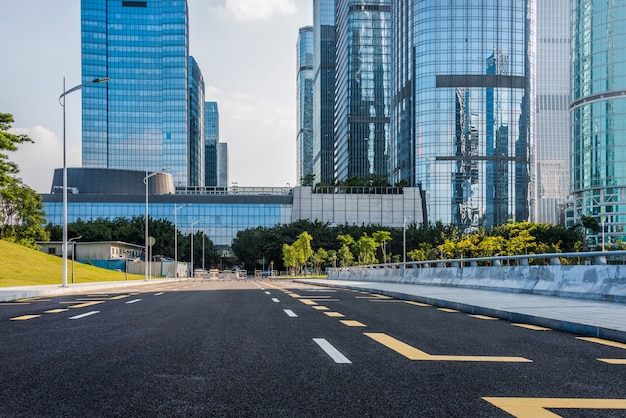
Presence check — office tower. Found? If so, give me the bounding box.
[535,0,570,224]
[334,0,391,183]
[189,56,205,187]
[391,1,536,231]
[81,0,191,186]
[312,0,336,185]
[217,143,229,188]
[571,0,626,246]
[205,102,219,187]
[297,26,315,185]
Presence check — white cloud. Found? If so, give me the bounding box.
[218,0,297,21]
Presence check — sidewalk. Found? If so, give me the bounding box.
[295,278,626,344]
[0,279,182,303]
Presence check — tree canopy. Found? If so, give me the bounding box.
[0,113,49,248]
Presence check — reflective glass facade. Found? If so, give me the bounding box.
[297,26,314,184]
[43,198,292,248]
[189,56,205,187]
[204,102,218,187]
[535,0,570,224]
[392,1,535,231]
[334,0,391,182]
[312,0,336,185]
[81,0,190,186]
[571,0,626,245]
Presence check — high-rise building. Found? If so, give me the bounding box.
[534,0,571,225]
[204,102,219,187]
[312,0,336,185]
[571,0,626,246]
[81,0,191,186]
[334,0,391,183]
[297,26,314,185]
[391,1,536,231]
[189,56,205,187]
[217,143,229,188]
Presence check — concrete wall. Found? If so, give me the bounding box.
[328,265,626,303]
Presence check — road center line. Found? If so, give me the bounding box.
[313,338,352,364]
[69,311,100,320]
[283,309,297,317]
[265,291,271,295]
[126,299,142,304]
[272,298,280,303]
[154,292,164,296]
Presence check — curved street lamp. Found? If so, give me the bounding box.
[59,77,109,287]
[144,169,168,281]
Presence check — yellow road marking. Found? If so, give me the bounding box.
[512,324,552,331]
[289,293,302,298]
[312,306,330,311]
[69,301,104,309]
[324,312,345,318]
[10,315,41,321]
[364,333,532,362]
[438,308,460,313]
[599,359,626,364]
[45,309,69,314]
[577,337,626,350]
[469,314,499,320]
[483,397,626,417]
[340,320,367,327]
[405,301,431,307]
[109,294,130,300]
[300,299,318,306]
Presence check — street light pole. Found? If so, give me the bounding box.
[190,221,199,279]
[403,216,411,266]
[144,170,160,281]
[59,77,109,287]
[174,203,189,280]
[69,235,82,284]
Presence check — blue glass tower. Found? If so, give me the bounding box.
[204,102,219,187]
[312,0,336,185]
[571,0,626,246]
[334,0,391,183]
[297,26,314,185]
[81,0,190,186]
[391,1,535,231]
[189,56,205,187]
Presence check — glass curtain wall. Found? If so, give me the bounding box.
[394,1,535,232]
[297,26,315,185]
[204,102,219,187]
[81,0,190,186]
[571,0,626,247]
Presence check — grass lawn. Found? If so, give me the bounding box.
[0,240,145,288]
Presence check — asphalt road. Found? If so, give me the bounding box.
[1,280,625,417]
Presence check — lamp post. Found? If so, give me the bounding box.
[190,221,199,278]
[174,203,189,280]
[144,169,167,281]
[403,216,411,266]
[69,235,82,284]
[59,77,109,287]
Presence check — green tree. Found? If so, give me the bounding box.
[337,234,355,267]
[0,113,49,247]
[311,247,328,275]
[292,231,314,274]
[372,230,392,263]
[353,233,379,265]
[282,243,297,274]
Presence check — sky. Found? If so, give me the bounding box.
[0,0,312,193]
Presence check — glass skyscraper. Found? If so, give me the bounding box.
[204,102,219,187]
[334,0,391,183]
[81,0,191,186]
[312,0,336,185]
[189,56,205,187]
[571,0,626,246]
[297,26,314,185]
[391,1,536,231]
[535,0,570,224]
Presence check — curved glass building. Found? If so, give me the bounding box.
[571,0,626,247]
[391,1,536,231]
[297,26,314,185]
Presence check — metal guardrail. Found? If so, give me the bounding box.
[328,250,626,272]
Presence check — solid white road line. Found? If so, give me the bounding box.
[272,298,280,303]
[313,338,352,364]
[126,299,142,304]
[154,292,164,296]
[69,311,100,320]
[283,309,298,317]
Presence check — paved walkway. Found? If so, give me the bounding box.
[295,279,626,344]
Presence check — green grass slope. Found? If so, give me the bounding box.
[0,240,145,287]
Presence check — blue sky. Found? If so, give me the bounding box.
[0,0,312,192]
